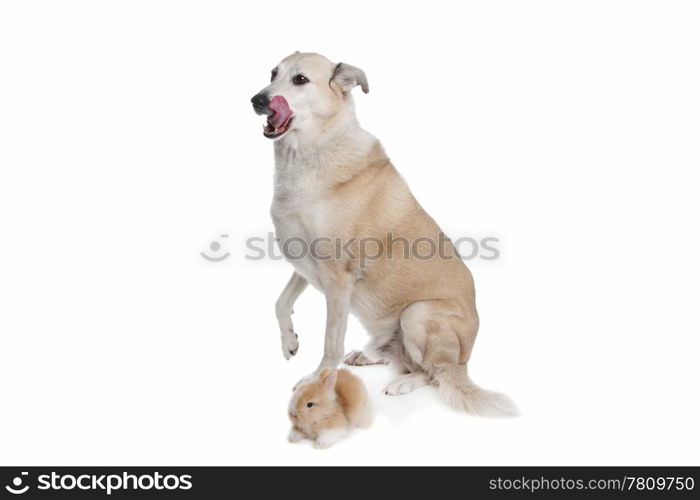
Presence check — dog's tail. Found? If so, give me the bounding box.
[433,364,518,417]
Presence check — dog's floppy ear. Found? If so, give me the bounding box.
[331,62,369,94]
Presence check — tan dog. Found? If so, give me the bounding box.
[252,52,516,416]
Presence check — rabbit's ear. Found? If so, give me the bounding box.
[324,369,338,390]
[318,367,332,380]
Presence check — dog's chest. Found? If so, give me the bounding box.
[271,208,329,288]
[271,172,333,287]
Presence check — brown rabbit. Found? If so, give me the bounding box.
[288,368,373,448]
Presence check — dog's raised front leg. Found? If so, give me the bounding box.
[276,272,308,359]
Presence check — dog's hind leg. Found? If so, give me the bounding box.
[344,322,396,366]
[384,371,431,395]
[344,349,389,366]
[393,299,517,416]
[384,299,472,395]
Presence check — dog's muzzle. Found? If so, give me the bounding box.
[251,93,272,116]
[252,93,294,139]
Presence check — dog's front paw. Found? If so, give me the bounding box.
[281,331,299,360]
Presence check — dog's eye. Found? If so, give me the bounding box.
[270,68,278,82]
[293,74,309,85]
[306,402,313,408]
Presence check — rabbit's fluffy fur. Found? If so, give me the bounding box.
[288,368,372,448]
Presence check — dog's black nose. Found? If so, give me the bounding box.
[251,93,269,114]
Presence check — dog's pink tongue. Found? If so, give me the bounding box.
[268,95,293,129]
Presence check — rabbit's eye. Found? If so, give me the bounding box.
[306,402,314,408]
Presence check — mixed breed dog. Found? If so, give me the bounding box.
[251,52,517,448]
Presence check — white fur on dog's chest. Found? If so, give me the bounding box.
[271,180,330,290]
[270,131,375,290]
[272,210,321,287]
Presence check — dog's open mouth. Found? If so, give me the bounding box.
[263,95,294,139]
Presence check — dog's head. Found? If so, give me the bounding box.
[251,52,368,142]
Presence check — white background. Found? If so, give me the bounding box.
[1,1,699,466]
